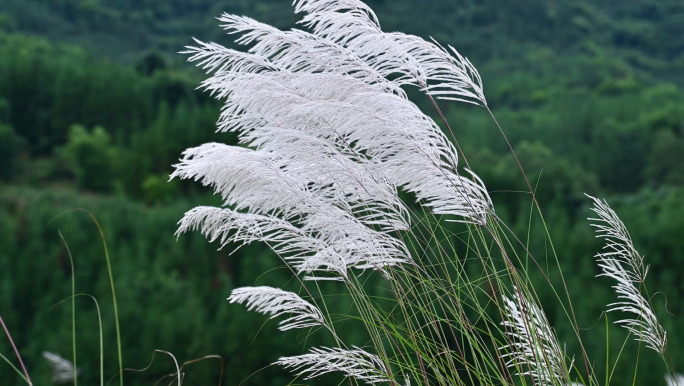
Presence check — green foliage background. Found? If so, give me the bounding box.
[0,0,683,385]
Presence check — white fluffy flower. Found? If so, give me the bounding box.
[588,194,648,283]
[499,289,571,386]
[228,286,325,331]
[587,195,667,354]
[275,346,391,384]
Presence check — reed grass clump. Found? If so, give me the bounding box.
[175,1,678,385]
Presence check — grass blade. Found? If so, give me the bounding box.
[0,351,29,384]
[0,314,32,385]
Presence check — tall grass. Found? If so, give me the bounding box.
[0,205,226,385]
[0,212,118,386]
[174,1,678,385]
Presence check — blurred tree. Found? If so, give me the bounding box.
[644,129,684,186]
[0,12,16,32]
[141,173,179,204]
[135,51,167,77]
[0,120,23,181]
[60,124,118,192]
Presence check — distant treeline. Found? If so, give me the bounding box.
[0,33,230,201]
[1,31,683,205]
[0,0,682,74]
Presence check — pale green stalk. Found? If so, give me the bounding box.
[0,314,31,385]
[49,209,123,386]
[88,213,123,386]
[0,352,29,384]
[58,229,78,386]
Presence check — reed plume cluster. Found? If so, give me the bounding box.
[174,1,677,385]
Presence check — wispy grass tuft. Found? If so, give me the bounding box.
[50,209,124,386]
[42,351,81,384]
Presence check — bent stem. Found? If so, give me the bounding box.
[50,209,123,386]
[155,355,224,386]
[485,106,593,382]
[58,229,78,386]
[0,314,32,385]
[81,295,105,386]
[88,212,123,386]
[0,352,29,384]
[50,294,104,386]
[155,350,181,386]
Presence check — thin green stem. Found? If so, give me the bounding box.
[0,314,31,385]
[58,230,78,386]
[49,209,122,386]
[51,294,104,386]
[0,351,29,384]
[605,313,609,386]
[88,213,123,386]
[631,340,641,386]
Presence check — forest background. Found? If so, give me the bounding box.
[0,0,683,385]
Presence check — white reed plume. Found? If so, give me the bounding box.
[218,14,406,97]
[599,256,666,353]
[180,2,494,226]
[499,289,571,386]
[292,0,486,105]
[42,351,80,384]
[175,206,411,281]
[275,346,391,384]
[228,286,325,331]
[587,194,648,283]
[175,37,495,279]
[587,195,667,354]
[665,373,684,386]
[182,70,492,224]
[171,141,408,231]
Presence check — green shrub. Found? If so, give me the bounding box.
[60,124,118,192]
[0,120,23,181]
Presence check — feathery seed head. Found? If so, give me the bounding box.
[228,286,325,331]
[175,0,494,282]
[587,195,667,354]
[587,194,648,283]
[499,288,571,386]
[42,351,80,384]
[275,346,391,384]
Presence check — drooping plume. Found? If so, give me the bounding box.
[176,0,494,382]
[292,0,487,105]
[588,194,648,283]
[175,0,494,281]
[275,346,391,384]
[228,286,325,331]
[499,289,571,386]
[588,195,667,354]
[42,351,80,384]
